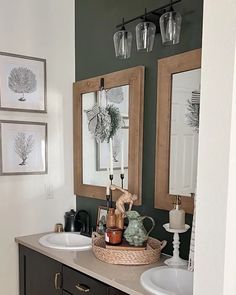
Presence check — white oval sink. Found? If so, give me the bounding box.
[141,266,193,295]
[39,233,92,251]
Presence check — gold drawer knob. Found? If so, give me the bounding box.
[54,273,62,290]
[75,283,90,292]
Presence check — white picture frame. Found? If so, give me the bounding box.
[0,120,47,175]
[96,206,108,226]
[0,52,47,113]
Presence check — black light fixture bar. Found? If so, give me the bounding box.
[116,0,181,29]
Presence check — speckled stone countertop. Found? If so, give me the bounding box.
[16,232,168,295]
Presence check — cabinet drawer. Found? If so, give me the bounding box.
[63,265,109,295]
[109,287,128,295]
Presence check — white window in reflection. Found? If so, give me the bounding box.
[169,69,201,197]
[82,85,129,189]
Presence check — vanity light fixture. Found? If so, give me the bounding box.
[113,18,132,59]
[113,0,182,59]
[159,0,182,45]
[135,9,156,52]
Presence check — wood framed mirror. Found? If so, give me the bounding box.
[74,66,144,204]
[155,49,201,214]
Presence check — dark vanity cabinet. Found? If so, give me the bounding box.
[19,245,127,295]
[19,245,62,295]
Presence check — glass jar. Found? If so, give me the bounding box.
[105,227,123,245]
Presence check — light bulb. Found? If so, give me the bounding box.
[166,14,174,41]
[135,21,156,52]
[113,29,132,59]
[160,10,182,45]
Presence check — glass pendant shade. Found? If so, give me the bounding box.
[159,11,182,45]
[113,29,132,59]
[135,21,156,52]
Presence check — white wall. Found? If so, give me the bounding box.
[194,0,236,294]
[223,45,236,295]
[0,1,75,294]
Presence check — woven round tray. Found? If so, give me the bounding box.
[92,233,167,265]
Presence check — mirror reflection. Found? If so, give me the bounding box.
[82,85,129,189]
[169,69,201,197]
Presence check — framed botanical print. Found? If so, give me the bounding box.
[96,124,129,171]
[0,120,47,175]
[0,52,46,113]
[105,85,129,117]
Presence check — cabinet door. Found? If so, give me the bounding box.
[19,245,62,295]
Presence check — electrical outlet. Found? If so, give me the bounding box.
[45,184,54,199]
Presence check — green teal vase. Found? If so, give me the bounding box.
[124,211,155,246]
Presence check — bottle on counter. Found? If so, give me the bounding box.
[106,208,116,228]
[115,213,124,230]
[105,208,123,245]
[169,195,185,230]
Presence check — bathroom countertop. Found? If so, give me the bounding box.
[16,232,167,295]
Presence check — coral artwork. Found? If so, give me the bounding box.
[14,132,35,165]
[8,67,37,101]
[186,96,200,133]
[106,87,124,104]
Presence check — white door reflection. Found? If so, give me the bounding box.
[169,69,201,196]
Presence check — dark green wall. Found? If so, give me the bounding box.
[75,0,203,259]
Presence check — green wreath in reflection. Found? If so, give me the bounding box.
[85,104,122,142]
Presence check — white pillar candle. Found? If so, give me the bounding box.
[101,89,106,107]
[106,185,110,195]
[98,89,101,105]
[121,137,124,174]
[109,138,113,175]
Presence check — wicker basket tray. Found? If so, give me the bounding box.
[92,233,167,265]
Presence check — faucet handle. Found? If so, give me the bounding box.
[76,210,91,235]
[77,220,86,233]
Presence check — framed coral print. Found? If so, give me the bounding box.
[96,124,129,171]
[103,85,129,117]
[0,120,47,175]
[0,52,46,112]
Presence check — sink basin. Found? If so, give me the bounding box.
[39,233,92,251]
[140,266,193,295]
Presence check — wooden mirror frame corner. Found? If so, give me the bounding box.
[154,49,201,214]
[74,66,144,205]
